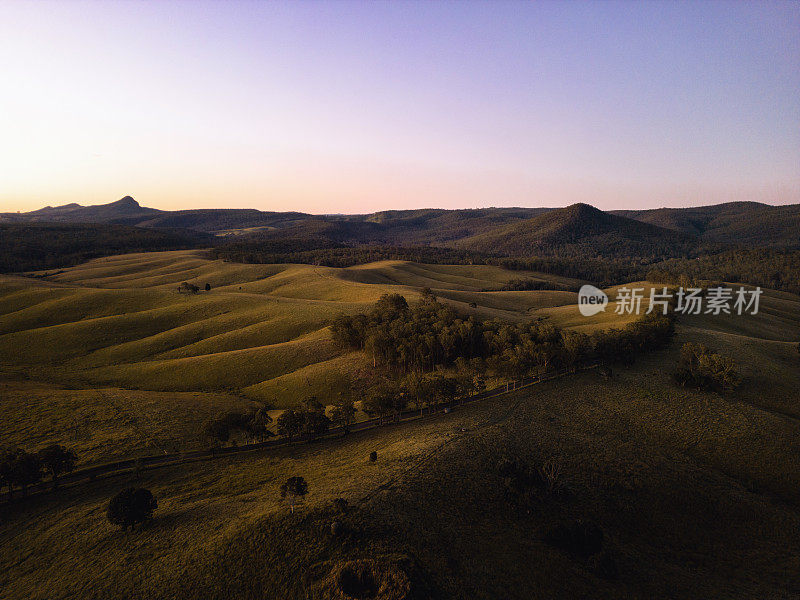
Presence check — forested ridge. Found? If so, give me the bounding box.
[0,223,211,273]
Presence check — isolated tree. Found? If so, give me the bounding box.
[11,451,42,497]
[276,409,304,442]
[38,444,77,489]
[330,397,356,433]
[204,282,211,291]
[177,281,199,294]
[280,476,308,514]
[107,487,158,530]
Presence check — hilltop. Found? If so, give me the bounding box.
[0,196,161,223]
[456,203,697,259]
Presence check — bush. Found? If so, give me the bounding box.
[369,451,378,463]
[107,488,157,530]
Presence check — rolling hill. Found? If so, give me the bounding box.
[0,250,585,411]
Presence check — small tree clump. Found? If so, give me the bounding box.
[107,488,157,530]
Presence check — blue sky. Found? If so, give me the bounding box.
[1,0,798,212]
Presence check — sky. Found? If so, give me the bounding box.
[1,0,798,214]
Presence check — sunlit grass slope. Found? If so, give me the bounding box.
[0,322,797,599]
[1,251,583,402]
[0,379,257,465]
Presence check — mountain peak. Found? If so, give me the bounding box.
[111,196,140,208]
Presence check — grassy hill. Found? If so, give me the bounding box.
[0,316,797,599]
[0,251,584,410]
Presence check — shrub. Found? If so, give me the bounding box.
[369,451,378,463]
[107,488,157,530]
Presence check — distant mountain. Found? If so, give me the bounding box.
[0,196,162,224]
[613,202,800,248]
[456,203,697,259]
[3,195,797,252]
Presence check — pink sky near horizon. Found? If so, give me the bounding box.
[1,1,798,214]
